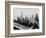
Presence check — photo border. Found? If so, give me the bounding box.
[5,1,45,37]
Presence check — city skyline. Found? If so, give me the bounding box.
[13,8,39,20]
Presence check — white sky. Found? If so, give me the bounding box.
[13,8,39,20]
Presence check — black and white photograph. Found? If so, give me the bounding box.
[5,1,45,37]
[10,5,43,33]
[13,8,39,30]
